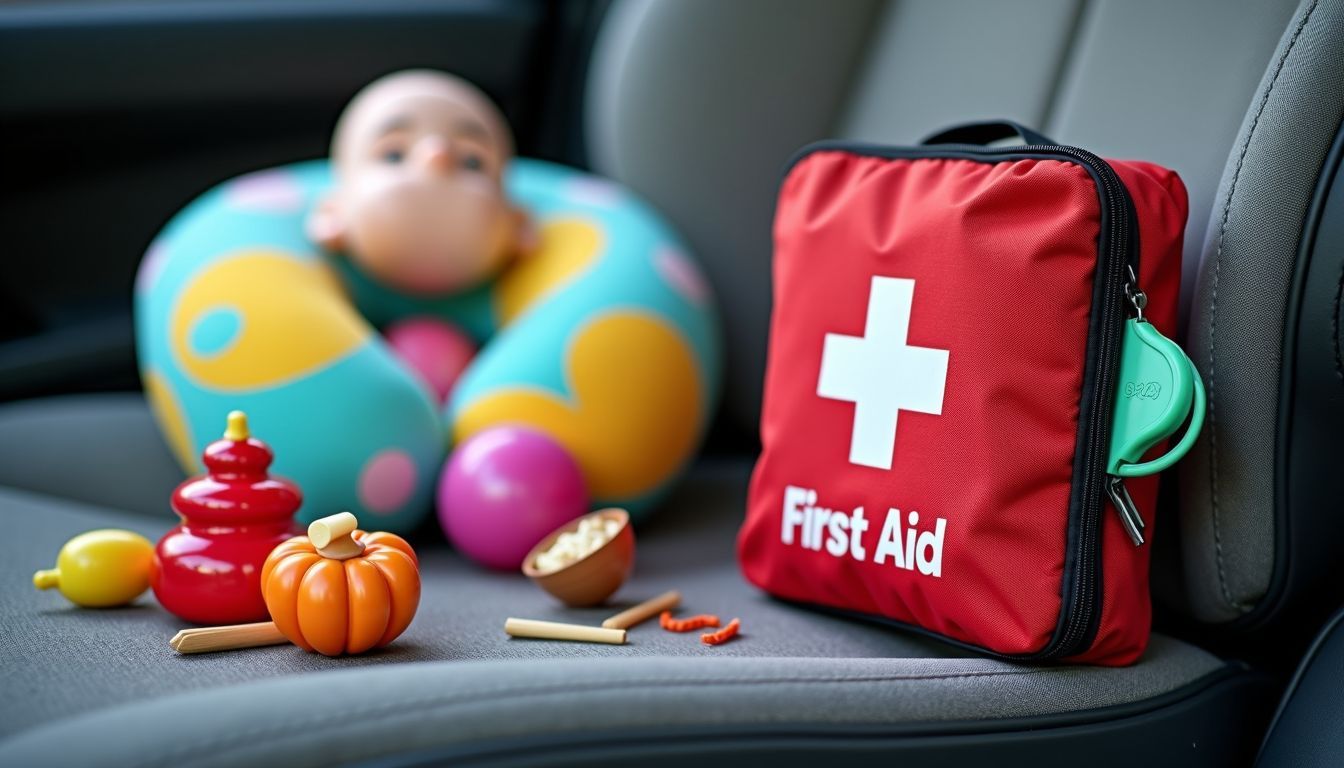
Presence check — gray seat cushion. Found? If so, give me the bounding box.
[0,394,185,518]
[0,395,1232,766]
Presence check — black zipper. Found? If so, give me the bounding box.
[1023,144,1137,660]
[785,141,1140,661]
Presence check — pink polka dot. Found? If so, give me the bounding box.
[226,170,305,214]
[358,449,418,515]
[136,240,169,295]
[653,244,711,305]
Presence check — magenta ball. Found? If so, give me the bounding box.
[437,426,589,570]
[384,317,476,404]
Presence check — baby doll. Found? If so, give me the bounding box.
[308,70,534,401]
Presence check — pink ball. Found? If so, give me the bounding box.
[384,317,476,404]
[437,426,589,570]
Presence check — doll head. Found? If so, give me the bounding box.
[309,70,530,295]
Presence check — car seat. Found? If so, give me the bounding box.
[2,0,1342,765]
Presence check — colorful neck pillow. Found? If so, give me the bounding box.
[136,159,720,533]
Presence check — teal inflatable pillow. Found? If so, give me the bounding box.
[136,159,720,533]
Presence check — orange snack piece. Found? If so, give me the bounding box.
[702,618,741,646]
[659,610,721,632]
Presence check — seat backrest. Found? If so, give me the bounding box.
[587,0,1344,646]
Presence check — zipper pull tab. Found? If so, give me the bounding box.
[1124,264,1147,322]
[1106,475,1146,546]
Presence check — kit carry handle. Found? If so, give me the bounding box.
[921,120,1057,148]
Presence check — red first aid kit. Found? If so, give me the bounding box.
[738,121,1189,665]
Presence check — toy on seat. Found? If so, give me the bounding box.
[135,70,721,557]
[262,511,420,656]
[438,425,589,569]
[152,411,302,625]
[33,530,155,608]
[170,511,421,656]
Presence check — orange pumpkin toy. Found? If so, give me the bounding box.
[261,511,420,656]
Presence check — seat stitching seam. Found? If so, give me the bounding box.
[143,669,1051,766]
[1206,0,1317,612]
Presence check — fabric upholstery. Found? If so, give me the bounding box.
[838,0,1081,144]
[1178,0,1344,623]
[0,641,1227,768]
[1046,0,1298,319]
[586,0,884,429]
[0,394,184,518]
[0,399,1226,763]
[0,461,956,737]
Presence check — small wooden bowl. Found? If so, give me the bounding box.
[522,508,634,607]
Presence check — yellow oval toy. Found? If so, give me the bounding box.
[33,529,155,607]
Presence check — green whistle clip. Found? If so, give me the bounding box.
[1106,318,1206,478]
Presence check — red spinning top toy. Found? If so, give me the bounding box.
[152,411,302,625]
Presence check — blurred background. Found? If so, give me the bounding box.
[0,0,609,402]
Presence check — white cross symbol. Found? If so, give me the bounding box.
[817,276,950,470]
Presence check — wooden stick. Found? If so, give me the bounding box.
[170,622,290,654]
[504,618,627,645]
[601,590,681,629]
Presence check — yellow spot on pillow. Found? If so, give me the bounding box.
[143,369,198,472]
[171,251,368,391]
[455,312,701,500]
[495,218,603,325]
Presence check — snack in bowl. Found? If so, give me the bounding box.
[532,514,624,574]
[522,508,633,607]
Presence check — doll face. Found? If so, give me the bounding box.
[311,71,524,295]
